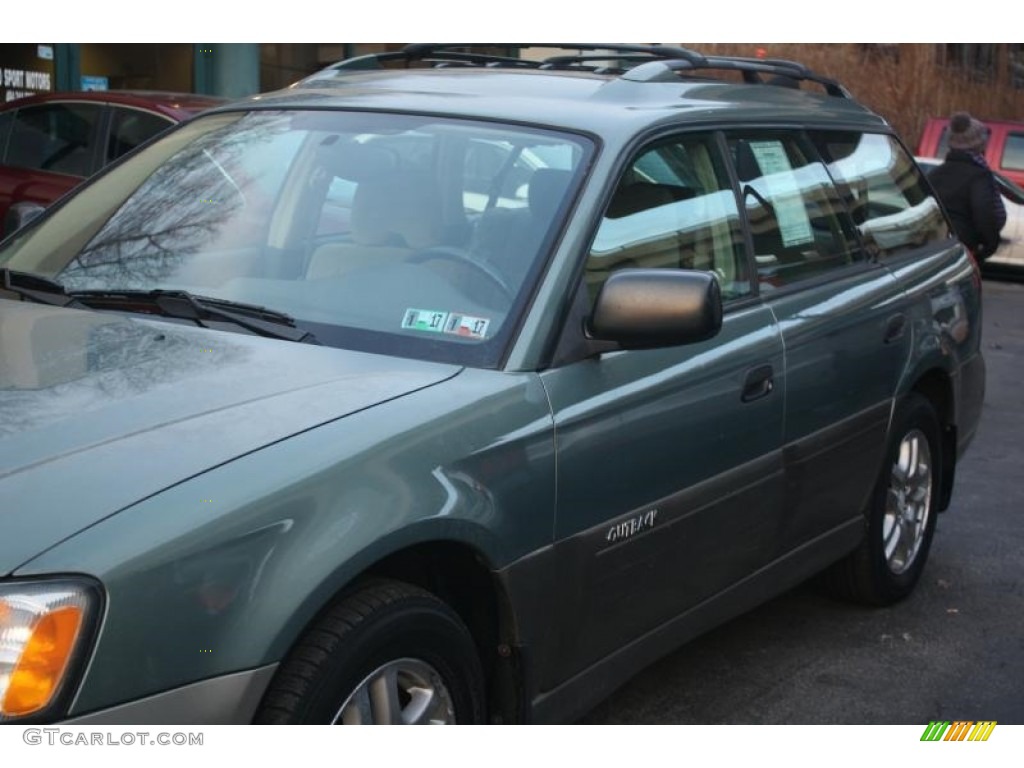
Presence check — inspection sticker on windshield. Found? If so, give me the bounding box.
[402,308,449,333]
[444,313,490,340]
[402,309,490,339]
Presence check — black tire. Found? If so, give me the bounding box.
[824,393,942,606]
[254,579,486,724]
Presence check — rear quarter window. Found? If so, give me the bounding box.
[811,131,948,259]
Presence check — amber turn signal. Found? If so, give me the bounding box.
[0,582,95,720]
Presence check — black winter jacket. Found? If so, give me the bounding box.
[928,150,1006,259]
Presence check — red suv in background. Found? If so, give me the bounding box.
[916,117,1024,186]
[0,90,224,237]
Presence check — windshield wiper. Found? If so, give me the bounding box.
[0,268,86,308]
[66,289,319,344]
[2,270,317,344]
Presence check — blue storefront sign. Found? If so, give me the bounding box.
[80,75,108,91]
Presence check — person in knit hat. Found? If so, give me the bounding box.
[927,111,1007,260]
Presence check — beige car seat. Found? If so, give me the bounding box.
[307,170,443,279]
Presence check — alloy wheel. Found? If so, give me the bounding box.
[882,428,933,575]
[332,658,456,724]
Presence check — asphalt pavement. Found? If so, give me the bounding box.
[581,276,1024,725]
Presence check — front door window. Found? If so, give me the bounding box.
[585,133,750,301]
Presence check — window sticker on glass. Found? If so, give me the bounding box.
[748,141,815,248]
[444,313,490,340]
[402,308,449,333]
[748,141,791,175]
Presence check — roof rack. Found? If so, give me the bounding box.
[622,55,852,98]
[314,44,852,98]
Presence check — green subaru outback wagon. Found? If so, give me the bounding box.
[0,45,985,724]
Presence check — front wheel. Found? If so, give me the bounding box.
[824,393,942,605]
[254,579,486,724]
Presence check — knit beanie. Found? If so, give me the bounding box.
[947,112,989,152]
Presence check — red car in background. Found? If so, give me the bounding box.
[0,90,225,237]
[916,117,1024,186]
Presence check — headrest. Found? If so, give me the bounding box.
[318,140,397,182]
[350,170,443,248]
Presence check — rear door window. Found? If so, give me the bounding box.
[725,130,861,288]
[107,107,174,164]
[811,131,948,259]
[7,102,103,177]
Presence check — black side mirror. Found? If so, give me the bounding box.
[588,269,723,350]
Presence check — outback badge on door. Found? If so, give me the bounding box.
[606,509,659,544]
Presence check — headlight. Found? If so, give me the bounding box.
[0,579,102,722]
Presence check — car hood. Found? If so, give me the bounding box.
[0,301,461,574]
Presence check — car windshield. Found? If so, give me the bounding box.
[0,109,592,367]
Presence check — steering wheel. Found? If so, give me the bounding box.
[406,247,515,304]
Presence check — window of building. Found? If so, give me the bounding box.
[80,44,192,92]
